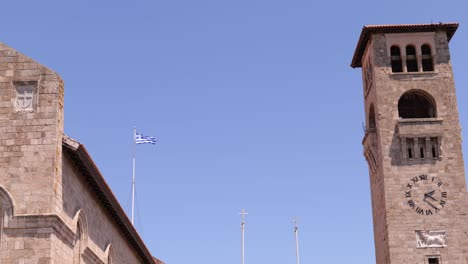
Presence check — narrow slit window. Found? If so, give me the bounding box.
[368,105,376,131]
[422,44,434,72]
[430,137,439,158]
[407,138,414,159]
[406,45,418,72]
[419,138,426,159]
[390,46,403,72]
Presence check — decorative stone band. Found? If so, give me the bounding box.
[416,230,447,248]
[3,214,105,263]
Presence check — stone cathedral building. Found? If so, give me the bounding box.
[0,43,163,263]
[352,23,468,263]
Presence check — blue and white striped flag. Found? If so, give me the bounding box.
[135,132,157,145]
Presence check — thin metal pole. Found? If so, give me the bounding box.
[294,218,300,264]
[132,127,136,225]
[239,209,248,264]
[241,209,245,264]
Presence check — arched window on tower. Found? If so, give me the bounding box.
[390,46,403,72]
[421,44,434,72]
[398,91,436,119]
[406,45,418,72]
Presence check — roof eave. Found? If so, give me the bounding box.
[350,23,459,68]
[62,136,157,264]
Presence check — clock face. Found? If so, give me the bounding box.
[405,174,447,215]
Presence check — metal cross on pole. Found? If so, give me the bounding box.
[238,209,248,264]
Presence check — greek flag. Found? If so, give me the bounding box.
[135,132,157,145]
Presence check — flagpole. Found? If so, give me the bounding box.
[294,217,300,264]
[132,127,136,225]
[239,209,248,264]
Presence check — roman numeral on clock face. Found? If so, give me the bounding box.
[415,207,424,215]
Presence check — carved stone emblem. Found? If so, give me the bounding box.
[13,82,37,112]
[17,86,34,110]
[416,230,446,248]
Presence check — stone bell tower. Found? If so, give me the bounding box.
[351,23,468,264]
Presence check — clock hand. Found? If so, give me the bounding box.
[424,190,438,201]
[425,190,435,196]
[423,199,439,211]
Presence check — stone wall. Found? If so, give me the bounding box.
[59,152,146,263]
[0,42,158,263]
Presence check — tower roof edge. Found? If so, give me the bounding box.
[350,22,459,68]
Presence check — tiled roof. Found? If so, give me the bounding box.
[350,23,459,68]
[63,134,159,264]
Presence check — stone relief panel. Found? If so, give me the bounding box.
[416,230,446,248]
[12,81,38,112]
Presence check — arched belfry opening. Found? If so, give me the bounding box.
[398,91,436,119]
[390,46,403,72]
[421,44,434,72]
[406,45,419,72]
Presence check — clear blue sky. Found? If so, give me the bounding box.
[2,1,468,263]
